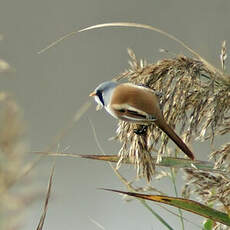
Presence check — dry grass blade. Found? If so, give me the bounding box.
[89,218,106,230]
[38,21,218,74]
[36,165,55,230]
[80,23,221,75]
[38,22,197,56]
[220,40,227,71]
[103,189,230,226]
[79,22,200,58]
[37,30,78,54]
[34,151,217,172]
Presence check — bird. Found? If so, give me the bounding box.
[89,81,195,160]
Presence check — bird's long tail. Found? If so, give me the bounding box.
[156,120,195,160]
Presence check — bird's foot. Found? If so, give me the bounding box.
[133,125,148,135]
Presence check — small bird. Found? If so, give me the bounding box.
[89,81,195,160]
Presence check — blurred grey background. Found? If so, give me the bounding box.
[0,0,229,229]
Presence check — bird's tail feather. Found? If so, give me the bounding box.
[157,121,195,160]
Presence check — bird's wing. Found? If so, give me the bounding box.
[111,103,156,122]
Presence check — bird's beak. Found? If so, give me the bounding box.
[89,91,97,97]
[89,91,103,111]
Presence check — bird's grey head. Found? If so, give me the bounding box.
[90,81,118,109]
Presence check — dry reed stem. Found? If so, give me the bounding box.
[113,49,229,181]
[0,93,38,230]
[113,48,230,229]
[36,165,54,230]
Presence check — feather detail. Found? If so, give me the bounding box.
[155,119,195,160]
[110,103,156,123]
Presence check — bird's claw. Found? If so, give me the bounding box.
[133,125,148,135]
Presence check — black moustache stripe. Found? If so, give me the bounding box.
[97,91,104,106]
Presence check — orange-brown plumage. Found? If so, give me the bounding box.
[110,84,162,118]
[109,84,194,160]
